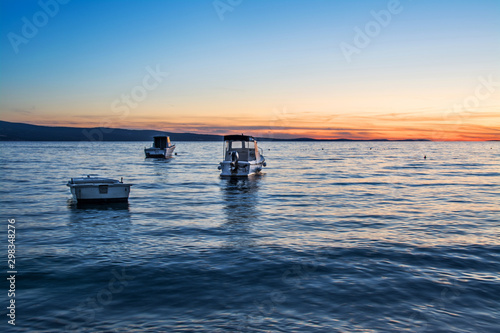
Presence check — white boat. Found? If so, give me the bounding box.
[67,175,133,203]
[145,136,175,158]
[218,134,266,177]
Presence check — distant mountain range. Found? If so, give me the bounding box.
[0,121,221,141]
[0,120,431,141]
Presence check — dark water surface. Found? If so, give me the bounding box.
[1,141,499,332]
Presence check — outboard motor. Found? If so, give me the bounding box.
[230,151,239,171]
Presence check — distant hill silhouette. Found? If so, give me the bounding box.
[0,120,431,141]
[0,121,221,141]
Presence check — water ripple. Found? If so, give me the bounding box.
[1,141,499,332]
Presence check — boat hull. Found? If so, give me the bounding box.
[145,146,175,158]
[219,160,265,177]
[68,184,131,203]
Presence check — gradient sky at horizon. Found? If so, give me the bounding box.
[0,0,499,140]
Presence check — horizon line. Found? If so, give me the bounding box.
[1,120,498,142]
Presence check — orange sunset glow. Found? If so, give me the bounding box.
[1,1,499,140]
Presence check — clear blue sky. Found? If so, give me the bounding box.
[1,0,499,140]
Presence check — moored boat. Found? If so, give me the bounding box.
[145,136,175,158]
[67,175,133,203]
[218,134,266,177]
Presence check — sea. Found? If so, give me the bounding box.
[0,141,499,332]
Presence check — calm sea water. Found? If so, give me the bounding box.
[0,141,499,332]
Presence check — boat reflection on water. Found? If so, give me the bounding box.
[220,176,262,248]
[145,156,174,164]
[145,156,173,181]
[67,199,130,210]
[67,199,132,256]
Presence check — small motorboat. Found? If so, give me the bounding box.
[218,134,266,177]
[145,136,175,158]
[67,175,133,203]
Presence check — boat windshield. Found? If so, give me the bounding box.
[227,140,247,150]
[224,138,259,161]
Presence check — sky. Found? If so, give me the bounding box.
[0,0,499,140]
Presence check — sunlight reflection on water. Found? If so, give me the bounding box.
[0,141,499,332]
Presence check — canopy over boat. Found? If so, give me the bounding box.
[223,134,255,142]
[223,135,260,162]
[152,136,173,149]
